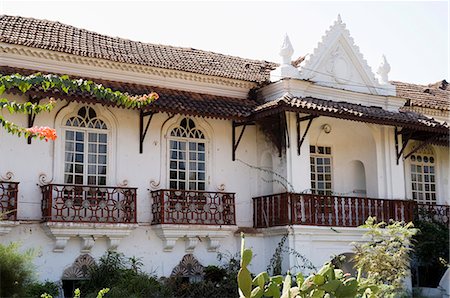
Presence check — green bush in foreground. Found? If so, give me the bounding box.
[0,242,36,298]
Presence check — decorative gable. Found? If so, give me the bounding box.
[299,15,395,96]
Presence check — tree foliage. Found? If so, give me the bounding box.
[0,73,158,139]
[353,217,418,297]
[0,242,37,298]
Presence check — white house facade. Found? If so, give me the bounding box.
[0,15,448,289]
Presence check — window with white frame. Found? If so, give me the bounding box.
[169,118,206,191]
[63,107,108,186]
[310,145,332,195]
[410,153,436,204]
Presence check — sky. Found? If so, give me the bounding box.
[1,0,448,85]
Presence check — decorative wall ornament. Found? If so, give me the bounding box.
[149,179,160,190]
[62,254,96,280]
[326,45,352,84]
[298,14,395,96]
[0,171,14,181]
[216,184,226,191]
[376,55,391,85]
[38,173,53,186]
[117,179,129,187]
[170,254,204,278]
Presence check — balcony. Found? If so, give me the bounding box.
[151,189,236,225]
[41,184,137,223]
[40,183,138,253]
[0,181,18,221]
[151,189,237,252]
[253,193,419,228]
[416,203,450,225]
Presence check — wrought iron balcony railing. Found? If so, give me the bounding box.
[41,184,137,223]
[151,189,236,225]
[415,203,450,225]
[0,181,19,220]
[253,193,419,228]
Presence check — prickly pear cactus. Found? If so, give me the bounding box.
[238,233,378,298]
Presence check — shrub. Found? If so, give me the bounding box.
[81,251,170,298]
[0,242,36,298]
[412,219,449,287]
[353,217,417,297]
[24,281,59,298]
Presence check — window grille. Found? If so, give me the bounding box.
[169,118,206,191]
[63,107,108,186]
[310,145,333,195]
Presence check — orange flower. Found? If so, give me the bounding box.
[27,126,57,142]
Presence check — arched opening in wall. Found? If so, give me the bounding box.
[260,152,274,194]
[61,254,96,298]
[347,160,367,196]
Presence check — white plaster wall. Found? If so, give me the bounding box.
[435,146,450,205]
[306,117,379,197]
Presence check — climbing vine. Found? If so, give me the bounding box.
[0,73,158,140]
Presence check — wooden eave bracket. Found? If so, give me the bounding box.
[139,110,154,154]
[395,127,442,164]
[297,114,318,155]
[232,120,255,161]
[394,127,413,165]
[403,134,442,161]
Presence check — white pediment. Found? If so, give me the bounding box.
[299,15,395,96]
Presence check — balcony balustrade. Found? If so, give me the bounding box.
[0,181,18,220]
[41,184,137,223]
[416,203,450,225]
[253,193,421,228]
[151,189,236,225]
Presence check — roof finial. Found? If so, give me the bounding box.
[270,33,300,81]
[377,54,391,84]
[279,34,294,65]
[337,14,342,24]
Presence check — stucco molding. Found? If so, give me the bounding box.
[0,43,255,98]
[42,222,138,252]
[258,225,368,243]
[259,79,405,111]
[0,220,19,236]
[0,171,14,181]
[152,224,238,252]
[298,16,395,96]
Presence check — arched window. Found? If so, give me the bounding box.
[63,107,108,186]
[409,146,436,204]
[169,118,206,191]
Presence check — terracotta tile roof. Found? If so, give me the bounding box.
[0,15,276,83]
[393,80,450,111]
[0,66,256,120]
[253,93,450,133]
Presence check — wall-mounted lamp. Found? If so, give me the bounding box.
[322,124,332,134]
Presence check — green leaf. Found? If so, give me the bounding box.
[250,286,264,298]
[238,267,253,298]
[0,85,5,95]
[296,272,304,287]
[253,272,269,288]
[313,274,325,286]
[282,272,291,296]
[318,279,342,292]
[242,248,253,268]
